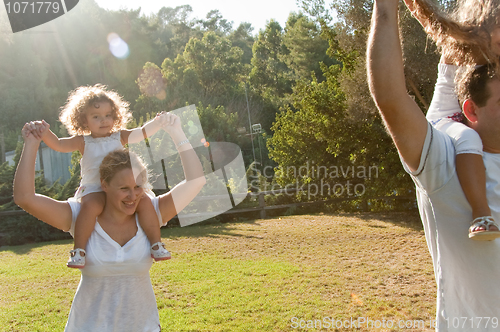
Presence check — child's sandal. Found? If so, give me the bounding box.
[469,216,500,241]
[67,248,86,268]
[150,242,171,261]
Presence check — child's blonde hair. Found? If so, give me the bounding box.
[59,84,132,136]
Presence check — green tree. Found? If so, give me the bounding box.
[249,20,292,101]
[282,13,337,82]
[184,32,245,97]
[269,63,412,202]
[229,23,255,65]
[198,104,241,143]
[156,5,202,60]
[307,0,439,118]
[198,10,233,35]
[248,20,293,132]
[160,31,247,108]
[268,0,430,205]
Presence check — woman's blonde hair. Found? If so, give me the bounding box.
[59,84,132,136]
[409,0,500,69]
[99,149,151,189]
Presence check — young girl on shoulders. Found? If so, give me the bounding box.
[37,84,172,267]
[404,0,500,240]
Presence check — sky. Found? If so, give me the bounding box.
[94,0,302,33]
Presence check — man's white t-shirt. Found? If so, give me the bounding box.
[405,122,500,330]
[64,196,165,332]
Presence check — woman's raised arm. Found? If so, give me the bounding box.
[157,113,206,223]
[13,123,73,232]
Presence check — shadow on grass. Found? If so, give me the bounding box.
[352,211,423,232]
[276,208,424,232]
[161,217,263,240]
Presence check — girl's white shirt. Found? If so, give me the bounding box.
[75,131,123,199]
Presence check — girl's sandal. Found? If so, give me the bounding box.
[469,216,500,241]
[150,242,171,261]
[67,248,86,268]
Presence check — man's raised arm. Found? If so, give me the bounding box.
[367,0,429,172]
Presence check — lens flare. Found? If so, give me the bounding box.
[201,138,209,147]
[188,120,199,135]
[107,33,130,59]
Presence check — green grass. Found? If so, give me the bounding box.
[0,212,436,331]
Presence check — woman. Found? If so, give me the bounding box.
[13,113,206,331]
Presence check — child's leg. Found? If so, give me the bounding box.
[456,154,492,220]
[441,120,500,239]
[69,192,105,267]
[456,154,500,239]
[137,194,170,260]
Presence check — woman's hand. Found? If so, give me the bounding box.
[22,120,50,140]
[158,112,181,130]
[158,112,185,141]
[15,120,73,232]
[22,121,43,143]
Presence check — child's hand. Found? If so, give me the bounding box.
[22,120,50,141]
[36,120,50,139]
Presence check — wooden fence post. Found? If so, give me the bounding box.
[0,128,4,164]
[259,192,266,219]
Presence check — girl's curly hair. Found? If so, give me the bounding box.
[407,0,500,72]
[59,84,132,136]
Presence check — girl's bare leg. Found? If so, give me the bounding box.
[69,192,106,267]
[137,195,171,260]
[456,154,499,233]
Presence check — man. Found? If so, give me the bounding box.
[367,0,500,331]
